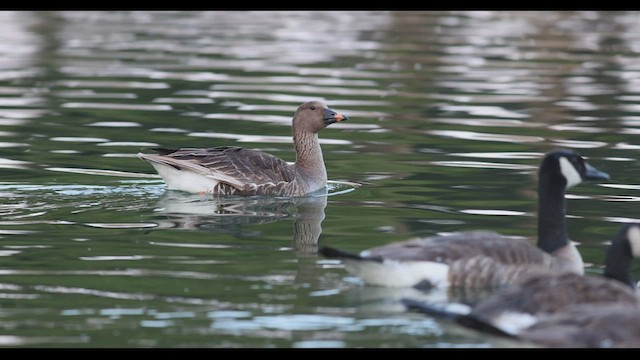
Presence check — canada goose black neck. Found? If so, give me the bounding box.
[604,224,640,288]
[536,150,609,254]
[536,158,570,254]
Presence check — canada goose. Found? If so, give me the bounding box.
[138,101,348,196]
[401,223,640,346]
[319,150,609,288]
[516,304,640,348]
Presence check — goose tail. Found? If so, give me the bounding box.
[318,246,370,261]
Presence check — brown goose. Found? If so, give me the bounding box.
[320,150,610,288]
[402,223,640,346]
[138,101,348,196]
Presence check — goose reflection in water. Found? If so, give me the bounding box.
[151,189,328,256]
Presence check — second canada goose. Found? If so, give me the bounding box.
[319,150,609,288]
[515,303,640,348]
[402,223,640,344]
[138,101,348,196]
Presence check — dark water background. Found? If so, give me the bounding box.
[0,11,639,347]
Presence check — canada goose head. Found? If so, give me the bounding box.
[537,149,609,260]
[605,223,640,288]
[292,101,348,134]
[539,149,609,190]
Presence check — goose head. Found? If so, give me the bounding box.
[292,101,348,134]
[539,149,609,190]
[536,149,609,260]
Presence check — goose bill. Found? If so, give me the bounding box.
[583,163,609,181]
[323,108,348,125]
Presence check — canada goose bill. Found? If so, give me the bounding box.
[402,223,640,348]
[319,149,609,289]
[138,101,349,197]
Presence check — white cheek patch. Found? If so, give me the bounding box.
[627,225,640,258]
[559,157,583,189]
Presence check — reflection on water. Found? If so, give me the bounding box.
[152,187,336,256]
[151,181,356,256]
[0,10,639,347]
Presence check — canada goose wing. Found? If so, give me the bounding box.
[145,147,296,189]
[472,272,640,320]
[447,255,555,289]
[362,231,551,266]
[520,303,640,348]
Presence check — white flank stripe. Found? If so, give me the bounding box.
[343,259,450,288]
[492,311,538,335]
[149,162,220,194]
[444,302,472,315]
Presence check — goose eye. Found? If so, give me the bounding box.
[569,156,580,166]
[309,105,316,110]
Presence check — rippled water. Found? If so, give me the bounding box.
[1,10,640,347]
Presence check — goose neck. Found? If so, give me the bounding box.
[293,131,326,175]
[604,236,635,287]
[537,179,570,254]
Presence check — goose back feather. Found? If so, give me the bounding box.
[140,146,297,195]
[470,272,639,327]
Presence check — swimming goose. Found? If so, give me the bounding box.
[138,101,348,196]
[319,150,609,289]
[401,223,640,344]
[515,304,640,348]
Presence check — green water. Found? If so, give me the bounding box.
[0,10,638,347]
